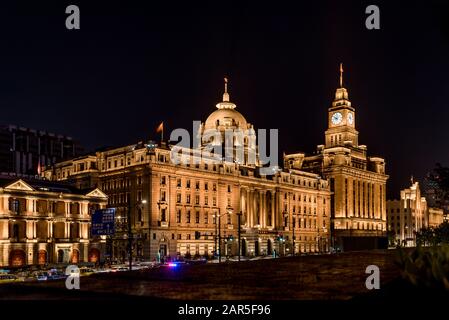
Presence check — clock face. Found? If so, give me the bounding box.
[347,113,354,125]
[331,112,343,125]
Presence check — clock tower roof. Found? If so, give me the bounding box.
[331,63,353,111]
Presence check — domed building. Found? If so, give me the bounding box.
[198,78,258,167]
[43,77,332,262]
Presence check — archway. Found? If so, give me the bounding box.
[57,249,64,263]
[241,239,247,256]
[89,248,100,263]
[9,250,26,267]
[38,250,47,265]
[254,240,260,256]
[71,249,80,264]
[267,239,273,255]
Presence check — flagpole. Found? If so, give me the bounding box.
[161,121,164,143]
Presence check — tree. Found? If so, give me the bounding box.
[416,221,449,246]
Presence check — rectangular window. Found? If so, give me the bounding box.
[204,212,208,224]
[178,234,182,240]
[177,178,181,187]
[213,197,217,206]
[186,180,191,189]
[176,210,181,223]
[195,195,200,205]
[195,181,200,190]
[204,196,208,206]
[213,184,217,192]
[186,211,191,223]
[161,191,166,201]
[161,176,166,185]
[204,182,208,191]
[195,211,200,224]
[186,194,191,204]
[176,193,181,203]
[9,199,20,214]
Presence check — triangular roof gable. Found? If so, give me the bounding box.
[4,179,35,192]
[86,188,108,199]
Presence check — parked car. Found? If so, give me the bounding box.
[79,267,95,277]
[0,274,22,284]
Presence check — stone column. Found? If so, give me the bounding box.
[260,191,265,228]
[271,192,275,228]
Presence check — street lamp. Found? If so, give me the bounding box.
[214,207,233,263]
[292,213,297,256]
[127,199,147,271]
[236,211,242,261]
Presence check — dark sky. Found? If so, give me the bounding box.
[0,1,448,198]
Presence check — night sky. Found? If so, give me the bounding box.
[0,1,448,198]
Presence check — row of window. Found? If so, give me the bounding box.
[284,193,321,203]
[172,193,230,207]
[102,176,142,191]
[7,198,83,215]
[281,176,322,189]
[157,233,324,242]
[103,154,146,170]
[174,210,228,225]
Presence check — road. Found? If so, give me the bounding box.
[0,250,401,300]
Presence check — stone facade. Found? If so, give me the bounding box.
[42,81,332,260]
[0,176,107,267]
[284,68,389,251]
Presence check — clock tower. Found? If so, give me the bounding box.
[325,64,358,148]
[285,63,389,252]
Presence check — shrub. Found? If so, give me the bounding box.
[396,245,449,291]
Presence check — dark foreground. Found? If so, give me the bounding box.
[0,250,410,300]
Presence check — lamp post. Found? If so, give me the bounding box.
[237,211,242,261]
[127,199,147,271]
[215,207,233,263]
[292,213,297,256]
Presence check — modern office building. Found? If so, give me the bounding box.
[0,124,83,176]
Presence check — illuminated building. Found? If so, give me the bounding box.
[42,80,332,261]
[0,175,107,267]
[387,180,444,246]
[284,65,389,251]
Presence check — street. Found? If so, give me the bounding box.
[0,250,401,300]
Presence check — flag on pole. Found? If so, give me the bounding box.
[156,121,164,142]
[37,158,41,175]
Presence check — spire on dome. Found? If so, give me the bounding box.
[216,76,236,109]
[223,77,230,102]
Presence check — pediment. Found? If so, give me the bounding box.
[4,179,35,191]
